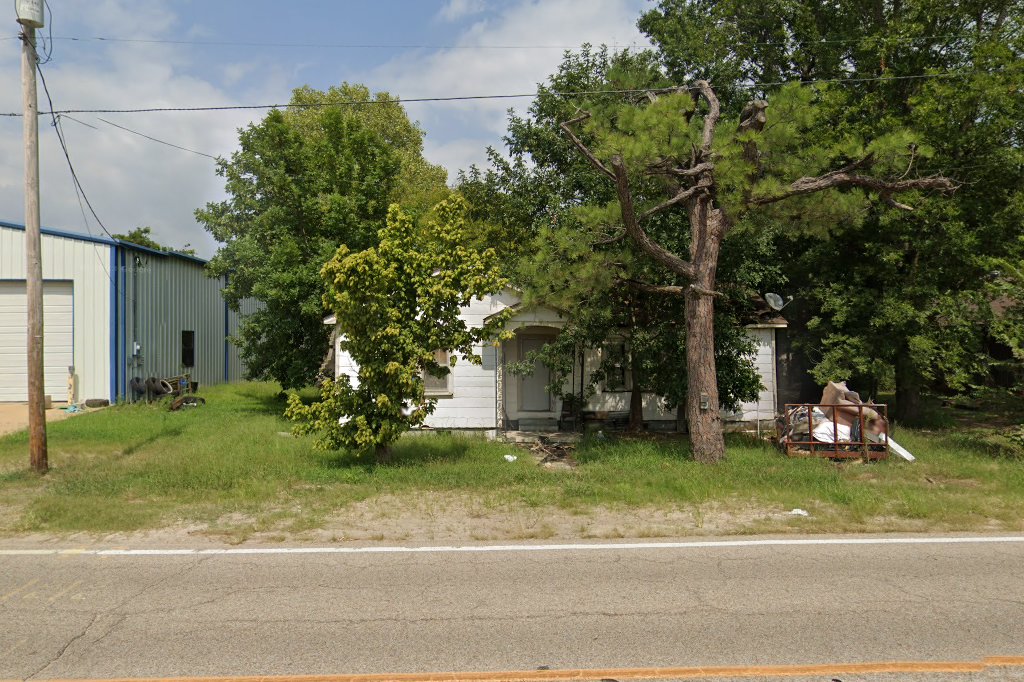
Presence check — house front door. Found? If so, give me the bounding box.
[518,336,551,412]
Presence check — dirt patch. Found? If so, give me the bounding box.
[0,403,83,437]
[0,495,814,549]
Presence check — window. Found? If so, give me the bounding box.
[602,343,630,392]
[423,349,452,397]
[181,330,195,368]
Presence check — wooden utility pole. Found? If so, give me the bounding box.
[20,18,47,473]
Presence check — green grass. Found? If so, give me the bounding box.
[0,382,1021,539]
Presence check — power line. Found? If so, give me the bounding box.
[12,34,640,50]
[0,68,993,118]
[34,59,114,281]
[35,60,118,243]
[1,32,993,50]
[94,117,217,159]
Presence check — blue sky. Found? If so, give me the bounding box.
[1,0,649,256]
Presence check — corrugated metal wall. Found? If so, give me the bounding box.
[227,297,262,381]
[0,224,112,402]
[117,247,253,398]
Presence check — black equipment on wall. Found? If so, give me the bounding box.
[181,330,195,368]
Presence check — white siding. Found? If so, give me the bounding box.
[329,291,782,430]
[333,293,517,429]
[0,226,112,402]
[726,326,777,423]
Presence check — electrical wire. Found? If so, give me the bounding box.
[10,31,1001,50]
[0,68,995,118]
[35,0,53,64]
[35,57,118,243]
[94,117,217,159]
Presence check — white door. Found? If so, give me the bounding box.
[518,336,551,412]
[0,281,74,402]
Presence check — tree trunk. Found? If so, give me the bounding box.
[893,346,923,424]
[684,206,726,463]
[628,382,644,431]
[685,288,725,462]
[375,444,392,465]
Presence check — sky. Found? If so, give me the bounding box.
[0,0,650,257]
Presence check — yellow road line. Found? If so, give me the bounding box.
[46,579,83,604]
[0,577,39,604]
[18,655,1024,682]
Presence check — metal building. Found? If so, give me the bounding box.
[0,220,251,403]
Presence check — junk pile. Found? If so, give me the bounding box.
[777,381,915,462]
[531,440,578,471]
[129,374,206,410]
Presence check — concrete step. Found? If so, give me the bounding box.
[517,418,559,432]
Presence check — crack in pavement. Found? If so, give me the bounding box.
[24,556,212,679]
[26,612,99,680]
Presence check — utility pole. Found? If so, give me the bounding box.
[18,0,47,473]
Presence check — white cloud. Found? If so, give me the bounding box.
[0,1,284,258]
[371,0,649,179]
[0,0,653,258]
[439,0,488,22]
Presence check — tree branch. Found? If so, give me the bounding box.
[611,157,696,280]
[559,113,615,180]
[623,279,686,296]
[640,184,705,220]
[693,80,720,157]
[749,171,956,209]
[645,161,715,178]
[596,230,627,245]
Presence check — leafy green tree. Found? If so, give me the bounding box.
[640,0,1024,421]
[113,226,196,256]
[461,49,770,433]
[197,84,448,389]
[285,196,510,460]
[558,73,953,461]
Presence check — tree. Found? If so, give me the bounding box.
[197,84,448,389]
[113,226,196,256]
[285,196,510,460]
[460,49,770,433]
[560,80,953,461]
[639,0,1024,421]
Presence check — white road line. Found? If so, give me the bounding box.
[0,535,1022,557]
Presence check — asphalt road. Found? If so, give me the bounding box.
[1,536,1023,681]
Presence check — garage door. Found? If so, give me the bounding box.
[0,281,74,402]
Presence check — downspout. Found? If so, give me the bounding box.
[223,274,229,382]
[131,253,139,400]
[109,246,118,402]
[120,248,127,400]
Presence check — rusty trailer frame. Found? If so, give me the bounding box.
[780,403,890,460]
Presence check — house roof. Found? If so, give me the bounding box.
[746,294,789,328]
[0,219,209,266]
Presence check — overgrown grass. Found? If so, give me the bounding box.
[0,382,1021,538]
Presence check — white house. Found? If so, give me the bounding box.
[0,219,255,404]
[329,290,786,433]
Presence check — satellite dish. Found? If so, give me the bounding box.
[765,292,793,311]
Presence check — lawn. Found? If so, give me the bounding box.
[0,382,1021,543]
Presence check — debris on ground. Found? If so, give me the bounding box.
[776,380,907,462]
[528,441,578,471]
[503,454,517,462]
[169,395,206,411]
[789,508,810,517]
